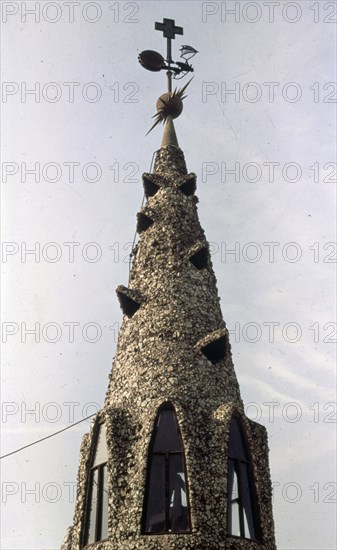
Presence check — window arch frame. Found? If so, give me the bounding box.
[142,402,192,535]
[82,420,109,547]
[227,413,261,543]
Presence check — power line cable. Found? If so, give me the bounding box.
[128,149,157,281]
[2,152,159,461]
[0,413,96,460]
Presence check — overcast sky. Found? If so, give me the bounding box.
[1,1,336,549]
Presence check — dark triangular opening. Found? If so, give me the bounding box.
[201,335,227,363]
[180,176,196,196]
[116,291,141,318]
[189,247,208,270]
[137,212,154,233]
[143,176,160,198]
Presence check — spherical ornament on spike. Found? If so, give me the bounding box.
[156,92,183,119]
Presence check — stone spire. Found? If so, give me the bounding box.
[61,19,276,550]
[106,137,242,414]
[160,116,179,148]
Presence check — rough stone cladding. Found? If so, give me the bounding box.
[61,145,276,550]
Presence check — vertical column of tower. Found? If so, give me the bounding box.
[61,18,276,546]
[61,138,276,549]
[96,141,254,549]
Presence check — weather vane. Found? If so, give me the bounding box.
[138,18,198,135]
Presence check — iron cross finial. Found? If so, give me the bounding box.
[139,18,196,92]
[155,18,183,40]
[154,18,183,91]
[138,18,197,135]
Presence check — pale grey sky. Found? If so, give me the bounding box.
[1,1,336,549]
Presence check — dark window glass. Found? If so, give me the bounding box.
[92,423,108,467]
[145,455,166,532]
[84,424,109,545]
[240,461,256,539]
[227,416,260,541]
[87,469,98,544]
[101,465,109,540]
[153,409,181,452]
[169,454,189,532]
[228,416,248,461]
[144,405,191,534]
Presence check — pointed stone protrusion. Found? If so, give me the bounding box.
[116,285,145,318]
[142,174,161,198]
[161,116,179,148]
[188,241,209,270]
[143,173,174,198]
[136,211,154,233]
[195,328,229,364]
[179,173,196,196]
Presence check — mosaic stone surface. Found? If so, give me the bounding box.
[61,144,276,550]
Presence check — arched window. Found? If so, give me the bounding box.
[227,415,260,541]
[143,404,191,534]
[84,423,109,545]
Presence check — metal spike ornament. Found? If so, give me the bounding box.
[146,78,193,135]
[138,18,197,135]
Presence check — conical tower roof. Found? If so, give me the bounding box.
[105,120,242,412]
